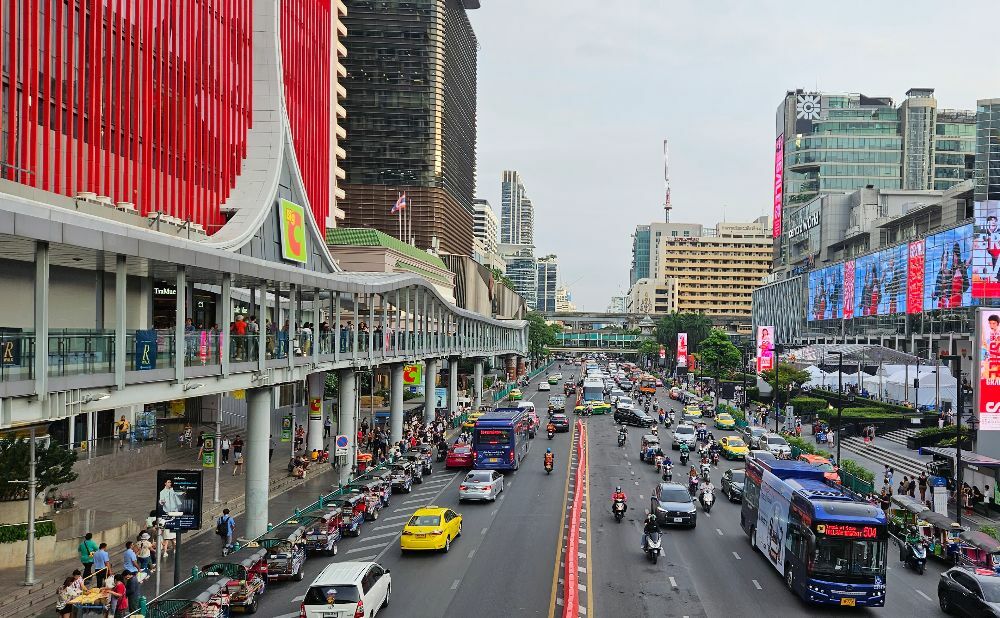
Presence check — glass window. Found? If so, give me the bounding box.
[305,585,361,605]
[812,538,886,576]
[407,515,441,526]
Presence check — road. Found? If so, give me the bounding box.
[252,371,950,618]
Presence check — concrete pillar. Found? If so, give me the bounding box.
[473,359,484,411]
[33,242,49,401]
[448,357,459,417]
[114,255,126,389]
[389,363,404,444]
[67,413,76,448]
[338,369,357,481]
[244,387,271,538]
[306,372,325,452]
[424,359,437,423]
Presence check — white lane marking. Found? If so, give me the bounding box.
[373,472,464,562]
[274,613,300,618]
[400,497,435,506]
[480,527,489,535]
[451,579,461,590]
[346,544,387,554]
[752,579,762,590]
[716,528,723,536]
[372,523,401,531]
[916,589,932,602]
[378,514,410,523]
[639,495,644,500]
[353,531,399,543]
[353,555,378,562]
[634,481,639,486]
[491,509,498,516]
[468,549,476,559]
[291,594,304,602]
[732,551,741,560]
[669,576,678,588]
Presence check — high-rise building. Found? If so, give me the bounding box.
[536,255,559,312]
[338,0,479,255]
[977,98,1000,202]
[607,296,627,313]
[556,287,576,312]
[472,199,499,254]
[500,170,534,245]
[500,245,537,310]
[630,225,650,284]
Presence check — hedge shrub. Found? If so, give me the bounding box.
[840,459,875,485]
[916,425,971,439]
[0,520,56,544]
[816,407,917,423]
[789,397,828,415]
[718,403,746,423]
[786,435,833,459]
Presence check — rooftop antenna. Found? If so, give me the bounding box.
[663,139,672,222]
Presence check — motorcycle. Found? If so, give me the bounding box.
[547,430,554,440]
[688,476,699,497]
[544,459,554,475]
[901,537,927,575]
[644,530,662,564]
[612,499,627,523]
[679,450,690,466]
[437,446,448,462]
[662,463,673,482]
[618,434,626,448]
[700,462,712,482]
[654,454,664,473]
[700,487,716,513]
[711,451,720,467]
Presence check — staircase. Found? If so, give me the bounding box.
[880,428,921,448]
[840,436,927,480]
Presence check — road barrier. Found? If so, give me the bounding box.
[563,419,587,618]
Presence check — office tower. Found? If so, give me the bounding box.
[500,170,534,245]
[536,255,559,312]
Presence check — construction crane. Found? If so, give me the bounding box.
[663,139,672,223]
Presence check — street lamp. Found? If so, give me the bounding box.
[829,351,845,464]
[740,343,749,417]
[940,354,966,526]
[773,344,783,433]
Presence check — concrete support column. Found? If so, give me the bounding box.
[114,255,126,389]
[174,267,186,382]
[306,372,325,452]
[67,414,76,448]
[244,387,271,538]
[389,363,404,444]
[33,242,49,400]
[338,369,357,481]
[424,359,437,423]
[448,358,459,417]
[473,359,484,411]
[221,274,232,375]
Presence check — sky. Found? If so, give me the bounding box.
[468,0,1000,312]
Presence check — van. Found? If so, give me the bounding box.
[302,561,391,618]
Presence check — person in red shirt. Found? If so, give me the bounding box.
[109,574,128,617]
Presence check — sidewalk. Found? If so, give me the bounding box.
[0,443,334,617]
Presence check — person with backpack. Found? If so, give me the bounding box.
[216,509,236,552]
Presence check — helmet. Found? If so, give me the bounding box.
[616,486,622,492]
[546,448,552,453]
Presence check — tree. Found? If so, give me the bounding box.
[655,313,713,368]
[526,312,559,360]
[0,438,78,501]
[490,267,515,291]
[696,329,742,381]
[759,362,811,407]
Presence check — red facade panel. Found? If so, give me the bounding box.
[1,0,253,235]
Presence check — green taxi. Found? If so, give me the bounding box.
[714,413,735,430]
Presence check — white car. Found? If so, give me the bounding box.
[538,381,551,391]
[459,470,504,502]
[615,396,634,410]
[763,433,791,457]
[302,561,390,618]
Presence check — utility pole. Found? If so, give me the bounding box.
[23,427,36,586]
[942,354,964,526]
[773,345,782,433]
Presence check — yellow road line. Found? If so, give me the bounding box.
[547,421,576,618]
[585,423,594,616]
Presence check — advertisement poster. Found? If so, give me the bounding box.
[155,469,204,530]
[924,224,972,310]
[907,240,926,315]
[972,201,1000,299]
[281,415,293,442]
[756,326,774,374]
[402,364,423,386]
[309,397,322,421]
[435,387,448,409]
[201,435,216,468]
[977,308,1000,429]
[807,264,842,321]
[854,245,907,316]
[278,199,308,263]
[773,134,784,239]
[134,329,157,370]
[755,470,793,573]
[842,260,856,319]
[676,333,688,369]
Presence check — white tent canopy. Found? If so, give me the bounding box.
[879,364,955,407]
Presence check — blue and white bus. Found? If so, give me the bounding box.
[740,458,888,608]
[472,408,531,471]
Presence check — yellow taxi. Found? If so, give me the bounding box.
[462,411,485,430]
[719,436,749,460]
[400,506,463,552]
[714,413,735,430]
[574,401,612,415]
[683,405,703,419]
[509,388,523,401]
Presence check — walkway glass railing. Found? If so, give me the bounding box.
[47,331,115,376]
[0,331,34,381]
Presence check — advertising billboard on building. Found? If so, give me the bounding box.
[278,198,309,263]
[976,308,1000,430]
[773,135,784,239]
[155,469,204,531]
[924,224,972,310]
[756,326,775,373]
[854,245,907,316]
[972,201,1000,299]
[807,264,843,320]
[842,260,856,319]
[907,240,926,315]
[677,333,688,368]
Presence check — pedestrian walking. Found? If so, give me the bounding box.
[77,532,98,578]
[898,476,908,497]
[324,416,332,438]
[220,434,231,465]
[122,540,139,574]
[233,435,244,460]
[136,532,154,573]
[93,542,110,587]
[908,476,917,498]
[232,453,244,476]
[919,471,929,502]
[216,509,236,552]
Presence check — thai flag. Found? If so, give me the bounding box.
[391,192,407,214]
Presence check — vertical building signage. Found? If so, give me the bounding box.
[907,240,926,314]
[977,308,1000,430]
[773,134,784,239]
[756,326,775,373]
[842,261,856,320]
[134,329,158,370]
[676,333,688,369]
[279,198,309,263]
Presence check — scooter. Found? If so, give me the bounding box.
[544,459,554,475]
[901,537,927,575]
[700,487,715,513]
[688,476,699,497]
[612,499,627,523]
[618,434,626,448]
[679,450,690,466]
[644,530,662,564]
[711,451,720,467]
[662,463,673,482]
[547,429,554,440]
[436,446,448,462]
[700,462,712,483]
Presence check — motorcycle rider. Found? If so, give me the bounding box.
[544,448,554,469]
[547,421,556,435]
[612,486,628,514]
[618,425,628,444]
[641,512,659,551]
[900,525,923,562]
[688,467,700,494]
[700,479,716,506]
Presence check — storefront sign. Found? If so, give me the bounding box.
[134,329,158,370]
[281,415,293,442]
[155,469,204,531]
[785,211,820,239]
[278,199,308,263]
[0,328,23,367]
[976,308,1000,430]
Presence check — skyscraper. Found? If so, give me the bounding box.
[536,255,559,312]
[338,0,479,255]
[976,98,1000,202]
[500,170,534,245]
[630,225,650,285]
[472,199,499,254]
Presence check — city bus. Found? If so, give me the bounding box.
[472,408,531,471]
[740,458,887,607]
[582,378,604,403]
[639,374,658,395]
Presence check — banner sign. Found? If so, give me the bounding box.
[842,260,855,320]
[773,134,784,239]
[972,200,1000,299]
[435,387,448,409]
[402,364,423,386]
[907,240,926,315]
[155,469,204,531]
[0,328,23,367]
[756,326,775,374]
[281,415,293,442]
[278,198,308,263]
[309,397,322,421]
[134,329,158,370]
[201,436,216,468]
[977,308,1000,430]
[676,333,688,368]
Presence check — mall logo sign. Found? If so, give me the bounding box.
[796,94,822,120]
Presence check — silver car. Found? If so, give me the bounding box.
[458,470,504,502]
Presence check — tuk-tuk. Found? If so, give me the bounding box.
[259,524,307,582]
[369,470,394,506]
[346,479,389,516]
[957,530,1000,571]
[335,493,366,536]
[299,507,343,556]
[639,434,661,463]
[389,461,415,493]
[404,447,433,476]
[202,548,268,614]
[888,494,927,537]
[916,509,965,563]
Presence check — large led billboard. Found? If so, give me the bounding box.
[972,200,1000,299]
[808,264,843,320]
[923,224,972,310]
[773,135,783,239]
[854,244,907,316]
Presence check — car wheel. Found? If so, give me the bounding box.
[749,527,757,550]
[785,566,793,591]
[295,570,305,582]
[246,598,258,614]
[383,585,390,608]
[939,592,952,615]
[457,522,462,537]
[444,536,451,552]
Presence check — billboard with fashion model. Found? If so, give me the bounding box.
[756,326,775,374]
[972,201,1000,299]
[976,309,1000,430]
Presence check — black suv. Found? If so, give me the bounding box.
[614,407,653,428]
[938,567,1000,616]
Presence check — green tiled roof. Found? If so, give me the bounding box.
[327,228,448,270]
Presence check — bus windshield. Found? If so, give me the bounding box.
[475,428,511,445]
[812,538,886,577]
